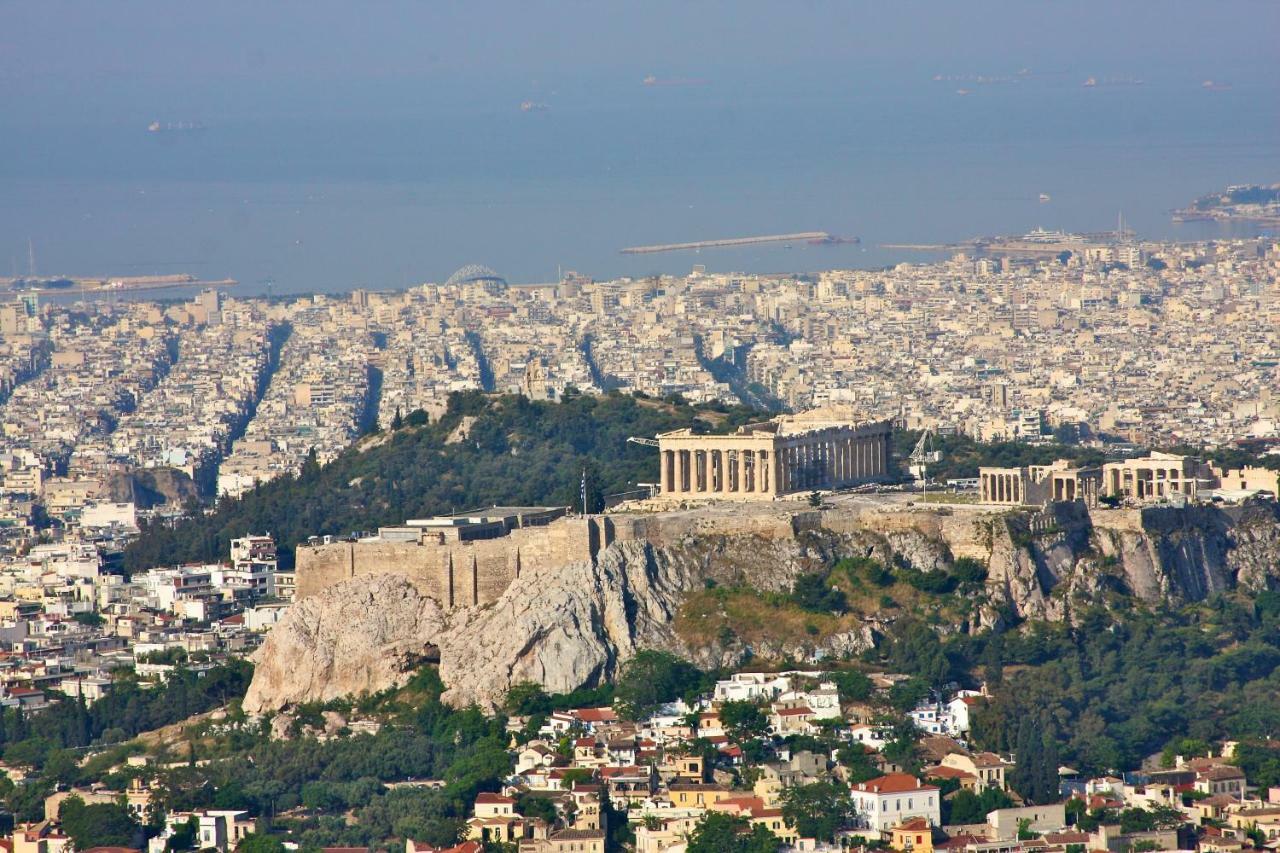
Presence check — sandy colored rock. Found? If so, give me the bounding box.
[246,502,1280,713]
[243,572,448,714]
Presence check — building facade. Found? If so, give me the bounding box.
[851,774,941,831]
[979,461,1102,507]
[656,409,893,500]
[1102,452,1211,502]
[980,452,1223,507]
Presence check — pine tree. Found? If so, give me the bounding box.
[982,632,1005,688]
[300,447,321,480]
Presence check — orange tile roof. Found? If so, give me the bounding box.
[855,773,938,794]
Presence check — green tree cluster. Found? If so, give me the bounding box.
[125,391,767,572]
[59,795,141,849]
[780,781,855,842]
[147,668,510,850]
[0,661,251,820]
[970,600,1280,778]
[613,650,710,720]
[943,786,1015,824]
[790,573,848,614]
[686,811,779,853]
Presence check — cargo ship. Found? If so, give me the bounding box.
[148,121,206,133]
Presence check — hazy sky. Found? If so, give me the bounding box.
[4,1,1277,121]
[2,2,1276,288]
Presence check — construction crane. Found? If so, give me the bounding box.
[627,436,660,447]
[909,429,941,500]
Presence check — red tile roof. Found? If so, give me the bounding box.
[573,708,617,723]
[854,773,938,794]
[926,766,975,780]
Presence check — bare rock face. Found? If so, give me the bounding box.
[245,502,1280,714]
[439,540,691,708]
[243,573,447,714]
[245,541,699,714]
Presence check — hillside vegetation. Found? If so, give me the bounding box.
[675,554,991,652]
[124,391,765,571]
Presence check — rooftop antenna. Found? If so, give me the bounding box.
[27,238,35,277]
[581,468,588,516]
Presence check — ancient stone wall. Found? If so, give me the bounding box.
[296,517,604,605]
[296,505,1004,606]
[297,500,1280,610]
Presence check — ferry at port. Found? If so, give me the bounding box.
[148,121,206,133]
[1021,226,1074,243]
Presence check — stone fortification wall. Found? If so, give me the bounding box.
[297,517,607,604]
[297,499,1280,611]
[296,503,1008,607]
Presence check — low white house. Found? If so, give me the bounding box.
[713,670,822,703]
[850,774,941,832]
[778,681,842,720]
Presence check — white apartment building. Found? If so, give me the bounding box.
[851,774,941,831]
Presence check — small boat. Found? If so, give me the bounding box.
[1039,193,1052,203]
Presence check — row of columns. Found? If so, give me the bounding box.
[775,434,885,494]
[659,433,889,497]
[661,447,772,495]
[980,472,1023,504]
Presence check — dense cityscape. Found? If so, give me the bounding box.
[4,0,1280,850]
[0,223,1278,850]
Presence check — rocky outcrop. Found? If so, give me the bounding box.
[245,501,1280,713]
[243,573,448,713]
[246,534,880,713]
[983,501,1280,622]
[103,467,199,508]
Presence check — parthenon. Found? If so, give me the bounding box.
[656,408,894,500]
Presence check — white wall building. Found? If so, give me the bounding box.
[850,774,941,832]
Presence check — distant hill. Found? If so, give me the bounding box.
[103,467,199,509]
[122,391,766,572]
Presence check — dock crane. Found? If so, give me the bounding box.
[909,429,942,500]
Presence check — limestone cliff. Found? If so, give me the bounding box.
[247,537,856,713]
[243,573,448,711]
[987,501,1280,622]
[245,501,1280,713]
